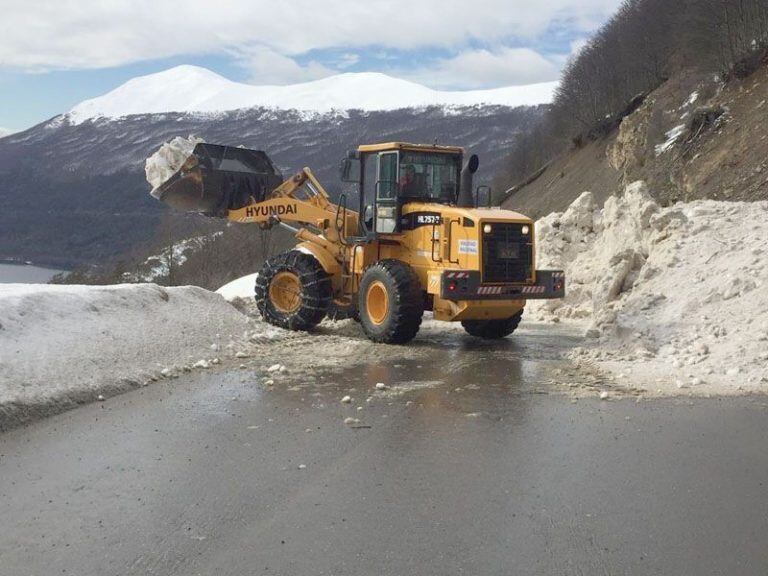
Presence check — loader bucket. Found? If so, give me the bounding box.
[153,143,284,218]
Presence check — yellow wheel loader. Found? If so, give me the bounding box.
[153,142,565,344]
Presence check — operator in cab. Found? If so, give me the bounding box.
[399,164,418,195]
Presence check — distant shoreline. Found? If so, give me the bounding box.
[0,262,68,284]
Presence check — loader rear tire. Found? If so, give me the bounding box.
[359,260,424,344]
[255,251,331,331]
[461,310,523,339]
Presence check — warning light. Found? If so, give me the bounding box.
[448,282,457,292]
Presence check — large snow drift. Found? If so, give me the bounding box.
[532,182,768,395]
[67,65,557,124]
[0,283,250,425]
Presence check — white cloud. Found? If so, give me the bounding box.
[409,48,561,89]
[335,53,360,69]
[233,47,334,84]
[0,0,623,72]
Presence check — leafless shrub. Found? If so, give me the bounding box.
[495,0,768,196]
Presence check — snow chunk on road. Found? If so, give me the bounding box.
[533,182,768,395]
[216,273,258,302]
[0,283,249,427]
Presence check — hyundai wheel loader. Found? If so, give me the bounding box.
[153,142,565,344]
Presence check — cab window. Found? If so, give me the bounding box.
[398,152,459,203]
[377,153,397,200]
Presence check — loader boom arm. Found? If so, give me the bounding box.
[228,167,358,257]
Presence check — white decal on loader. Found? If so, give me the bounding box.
[417,214,441,225]
[458,239,478,255]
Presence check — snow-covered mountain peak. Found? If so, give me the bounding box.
[67,65,557,124]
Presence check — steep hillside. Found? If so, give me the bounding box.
[503,63,768,218]
[0,67,548,268]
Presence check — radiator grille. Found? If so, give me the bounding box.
[482,223,533,283]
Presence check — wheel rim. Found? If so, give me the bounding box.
[269,271,301,313]
[366,280,389,325]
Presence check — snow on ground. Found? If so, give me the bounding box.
[531,181,768,396]
[0,279,440,427]
[655,124,687,155]
[216,273,258,301]
[0,283,256,425]
[145,135,203,194]
[67,65,558,124]
[0,127,18,139]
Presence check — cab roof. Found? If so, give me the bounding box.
[357,142,463,154]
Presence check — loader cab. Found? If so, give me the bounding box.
[342,142,463,237]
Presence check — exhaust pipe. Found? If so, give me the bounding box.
[457,154,479,208]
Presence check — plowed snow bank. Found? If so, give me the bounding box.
[532,182,768,395]
[0,284,250,425]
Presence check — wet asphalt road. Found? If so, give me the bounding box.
[1,328,767,576]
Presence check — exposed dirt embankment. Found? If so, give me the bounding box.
[504,64,768,216]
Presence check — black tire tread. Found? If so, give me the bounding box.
[461,310,523,339]
[359,260,424,344]
[255,251,331,331]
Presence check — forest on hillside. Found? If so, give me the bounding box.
[494,0,768,193]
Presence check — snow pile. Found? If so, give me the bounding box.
[216,273,258,302]
[145,135,203,195]
[0,283,252,425]
[533,182,768,395]
[67,65,558,124]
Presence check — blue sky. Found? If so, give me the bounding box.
[0,0,622,130]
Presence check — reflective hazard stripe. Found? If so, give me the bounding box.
[446,271,470,279]
[476,285,546,295]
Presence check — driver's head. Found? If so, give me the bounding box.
[405,164,416,176]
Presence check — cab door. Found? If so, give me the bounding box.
[375,152,398,234]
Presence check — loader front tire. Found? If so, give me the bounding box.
[359,260,424,344]
[255,251,331,331]
[461,310,523,339]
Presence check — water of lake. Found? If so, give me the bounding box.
[0,263,66,284]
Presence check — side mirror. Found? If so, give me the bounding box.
[340,152,361,183]
[475,185,493,208]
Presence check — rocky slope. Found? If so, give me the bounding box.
[503,63,768,217]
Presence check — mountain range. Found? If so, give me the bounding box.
[0,66,552,268]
